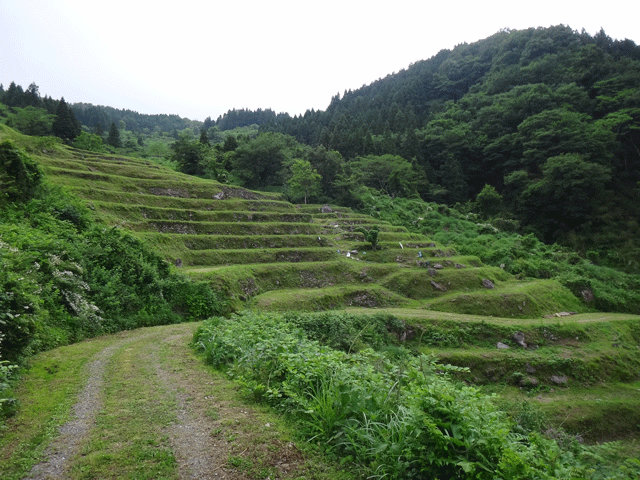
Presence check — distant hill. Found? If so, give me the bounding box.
[2,25,640,272]
[257,25,640,270]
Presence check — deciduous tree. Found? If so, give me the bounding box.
[171,132,207,176]
[287,159,321,204]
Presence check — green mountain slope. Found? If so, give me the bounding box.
[35,144,587,319]
[3,125,640,445]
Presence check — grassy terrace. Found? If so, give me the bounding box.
[33,146,640,446]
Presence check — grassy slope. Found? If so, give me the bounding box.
[3,127,639,445]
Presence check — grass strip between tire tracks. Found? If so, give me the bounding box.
[1,323,351,480]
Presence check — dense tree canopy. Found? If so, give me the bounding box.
[170,132,208,176]
[230,133,302,189]
[2,25,640,271]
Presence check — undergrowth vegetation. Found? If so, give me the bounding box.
[360,193,640,314]
[194,311,640,479]
[0,140,225,417]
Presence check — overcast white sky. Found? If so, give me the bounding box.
[1,1,638,122]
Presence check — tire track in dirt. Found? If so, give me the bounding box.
[25,333,146,480]
[23,324,309,479]
[151,329,250,480]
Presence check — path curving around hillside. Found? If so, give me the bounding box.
[21,324,310,480]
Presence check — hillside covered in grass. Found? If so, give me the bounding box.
[2,123,640,478]
[2,24,640,478]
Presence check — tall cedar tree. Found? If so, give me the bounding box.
[52,97,81,143]
[107,122,122,147]
[199,128,211,146]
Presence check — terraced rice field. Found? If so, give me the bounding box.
[38,149,640,443]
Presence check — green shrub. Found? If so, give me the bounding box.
[282,311,405,352]
[0,147,227,364]
[0,140,43,205]
[193,311,638,479]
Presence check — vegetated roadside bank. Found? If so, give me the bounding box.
[194,310,640,480]
[0,137,226,421]
[0,322,348,480]
[344,307,640,443]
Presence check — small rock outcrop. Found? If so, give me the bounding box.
[519,376,538,387]
[550,375,568,385]
[482,278,495,289]
[513,331,527,348]
[320,205,333,213]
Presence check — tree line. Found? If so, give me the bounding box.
[2,25,640,272]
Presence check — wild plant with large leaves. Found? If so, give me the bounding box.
[194,311,639,479]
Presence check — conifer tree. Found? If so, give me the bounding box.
[199,128,210,146]
[107,122,122,147]
[52,97,81,143]
[25,82,43,107]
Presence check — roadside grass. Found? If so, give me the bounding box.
[0,323,354,480]
[0,333,120,480]
[154,323,355,480]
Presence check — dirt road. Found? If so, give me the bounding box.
[8,323,320,480]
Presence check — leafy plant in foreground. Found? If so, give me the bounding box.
[193,311,639,479]
[354,225,380,251]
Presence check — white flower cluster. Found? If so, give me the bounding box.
[475,223,499,234]
[48,254,102,328]
[0,239,19,253]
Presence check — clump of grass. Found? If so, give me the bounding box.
[194,311,640,479]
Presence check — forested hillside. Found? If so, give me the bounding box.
[249,25,640,271]
[2,25,640,270]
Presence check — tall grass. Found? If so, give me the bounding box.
[194,311,640,479]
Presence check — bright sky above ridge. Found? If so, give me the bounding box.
[1,0,638,122]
